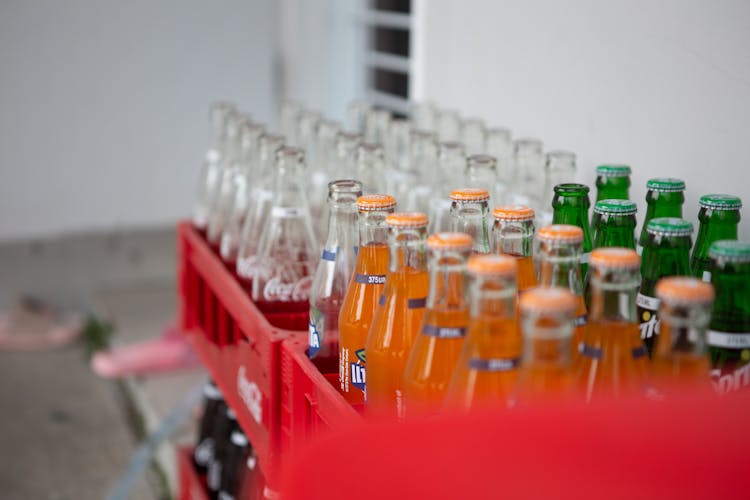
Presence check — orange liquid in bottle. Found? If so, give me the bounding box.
[651,323,712,394]
[365,267,429,418]
[572,295,588,359]
[516,334,576,404]
[576,320,650,402]
[445,316,520,411]
[338,243,388,404]
[516,255,537,293]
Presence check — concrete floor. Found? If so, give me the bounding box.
[0,226,203,500]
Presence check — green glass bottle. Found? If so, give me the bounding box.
[707,240,750,394]
[637,217,693,356]
[591,199,637,249]
[595,165,631,201]
[691,194,742,282]
[637,178,685,255]
[552,183,593,283]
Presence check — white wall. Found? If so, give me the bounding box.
[413,0,750,236]
[0,0,277,242]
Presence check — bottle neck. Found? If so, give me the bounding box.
[552,201,592,251]
[590,269,640,323]
[450,201,491,253]
[656,302,710,358]
[537,243,584,293]
[639,192,684,244]
[595,176,630,201]
[324,202,358,250]
[594,215,637,249]
[274,165,309,210]
[388,227,428,273]
[427,250,471,310]
[640,235,692,293]
[468,274,516,319]
[359,210,390,247]
[694,210,740,259]
[522,314,574,368]
[493,219,534,257]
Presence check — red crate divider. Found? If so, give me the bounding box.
[280,334,361,455]
[177,221,307,487]
[177,447,209,500]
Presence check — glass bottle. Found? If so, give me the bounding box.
[637,218,693,356]
[595,164,631,201]
[333,132,361,180]
[691,194,742,282]
[384,119,413,208]
[575,248,649,402]
[410,101,437,132]
[364,108,392,146]
[486,128,512,203]
[365,212,430,419]
[514,287,578,404]
[236,134,285,291]
[445,254,521,412]
[405,130,438,213]
[194,102,235,232]
[296,110,321,161]
[436,109,462,142]
[449,188,492,254]
[511,138,544,208]
[338,194,397,404]
[280,101,302,146]
[637,178,685,255]
[652,277,714,394]
[309,180,363,360]
[427,142,465,234]
[591,199,637,249]
[462,118,487,156]
[346,101,371,136]
[552,183,594,281]
[310,120,343,242]
[251,147,318,315]
[356,143,387,194]
[540,151,577,226]
[403,232,473,416]
[493,205,537,292]
[206,110,242,250]
[465,154,499,208]
[220,120,266,268]
[707,240,750,394]
[535,225,588,356]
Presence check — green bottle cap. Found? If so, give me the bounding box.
[553,183,590,195]
[594,199,637,215]
[646,217,693,236]
[596,164,631,177]
[646,178,685,192]
[708,240,750,262]
[699,194,742,210]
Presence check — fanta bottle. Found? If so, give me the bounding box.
[251,147,318,314]
[403,232,473,416]
[514,287,578,404]
[492,205,537,292]
[365,212,429,418]
[338,194,397,404]
[308,180,362,360]
[535,225,588,356]
[575,248,650,402]
[444,254,520,412]
[449,188,492,254]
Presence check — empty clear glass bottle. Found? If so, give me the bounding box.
[251,147,318,314]
[512,138,544,208]
[465,154,499,207]
[405,130,438,212]
[280,101,302,147]
[333,132,362,180]
[437,109,462,142]
[206,111,243,248]
[540,151,577,226]
[309,180,363,360]
[310,120,343,242]
[357,143,387,194]
[450,188,492,254]
[428,142,466,234]
[486,128,513,203]
[364,108,391,146]
[462,118,487,156]
[347,101,371,136]
[410,101,437,132]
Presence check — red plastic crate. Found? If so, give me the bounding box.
[177,447,209,500]
[177,221,307,487]
[280,334,361,455]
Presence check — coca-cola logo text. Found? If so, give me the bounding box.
[263,275,313,302]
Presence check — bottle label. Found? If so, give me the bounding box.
[263,275,313,302]
[468,357,521,372]
[573,313,588,327]
[308,316,321,358]
[581,344,603,359]
[321,248,337,261]
[349,348,366,392]
[637,293,661,344]
[408,297,427,309]
[702,270,712,283]
[580,252,591,264]
[711,364,750,394]
[354,273,386,285]
[237,366,263,425]
[707,331,750,349]
[422,324,467,339]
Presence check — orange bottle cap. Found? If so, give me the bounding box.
[520,287,578,313]
[386,212,429,228]
[450,188,490,202]
[467,254,518,276]
[537,224,583,243]
[589,247,640,269]
[656,276,714,304]
[426,232,474,251]
[493,205,535,221]
[357,194,397,211]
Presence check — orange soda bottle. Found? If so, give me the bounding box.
[514,287,578,404]
[444,254,521,412]
[365,212,430,418]
[339,194,396,404]
[492,205,537,292]
[536,225,588,355]
[575,248,650,402]
[403,232,473,416]
[652,276,715,394]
